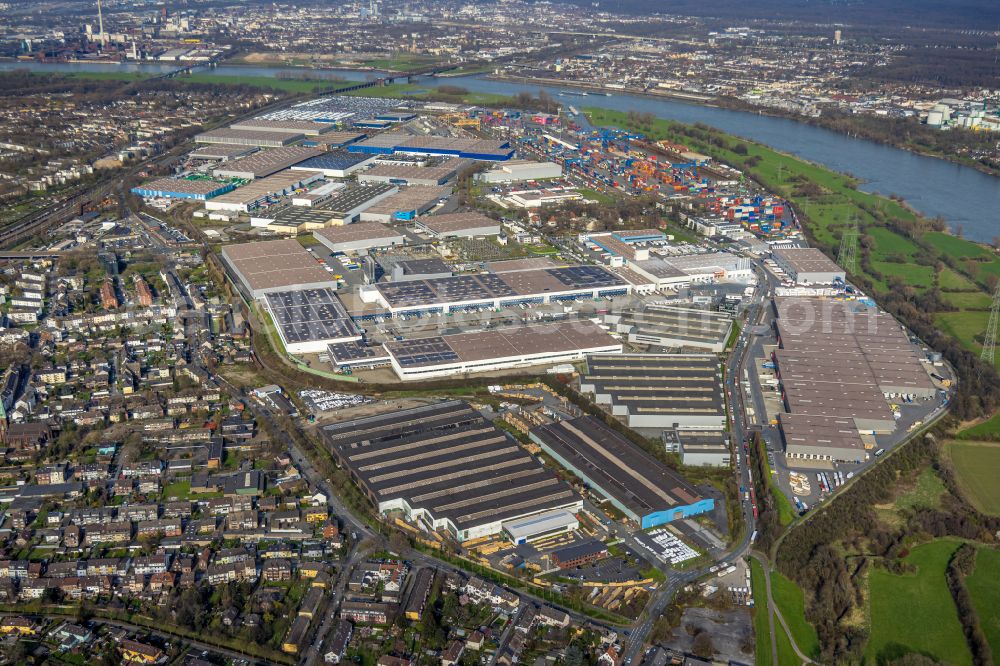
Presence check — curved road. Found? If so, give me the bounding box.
[748,551,817,666]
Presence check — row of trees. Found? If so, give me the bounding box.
[945,544,993,666]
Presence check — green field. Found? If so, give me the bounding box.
[938,267,978,291]
[957,411,1000,439]
[750,558,775,666]
[893,466,947,513]
[934,311,988,354]
[941,290,992,310]
[770,572,820,660]
[870,261,935,291]
[946,440,1000,515]
[925,231,994,261]
[865,539,973,666]
[967,547,1000,657]
[869,226,920,262]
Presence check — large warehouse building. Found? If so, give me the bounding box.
[348,133,514,160]
[221,239,338,299]
[416,211,501,239]
[773,296,941,464]
[360,185,452,223]
[213,146,324,180]
[360,264,629,315]
[323,400,583,542]
[476,160,562,183]
[195,128,304,148]
[205,170,324,213]
[229,119,337,136]
[579,354,726,430]
[290,151,378,178]
[604,304,734,352]
[529,416,714,528]
[131,177,236,201]
[383,320,622,380]
[357,160,470,186]
[771,247,845,284]
[773,296,937,444]
[313,222,406,254]
[264,288,362,354]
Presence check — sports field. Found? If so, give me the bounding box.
[865,539,972,666]
[946,440,1000,515]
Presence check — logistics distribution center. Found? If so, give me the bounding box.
[347,132,515,161]
[530,416,713,529]
[604,304,734,352]
[580,354,726,430]
[323,401,583,542]
[383,320,622,380]
[773,296,937,462]
[360,264,630,315]
[221,239,338,299]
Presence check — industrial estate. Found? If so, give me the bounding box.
[1,1,999,665]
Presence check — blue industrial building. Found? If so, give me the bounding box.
[530,416,715,529]
[130,177,236,201]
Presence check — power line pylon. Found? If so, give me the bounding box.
[838,218,858,274]
[980,281,1000,367]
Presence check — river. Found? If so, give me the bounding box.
[3,60,998,243]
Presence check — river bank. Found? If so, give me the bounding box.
[488,72,999,181]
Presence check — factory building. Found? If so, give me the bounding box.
[213,146,324,180]
[384,320,622,380]
[313,222,406,254]
[195,128,304,148]
[360,264,629,315]
[476,160,562,183]
[221,239,338,299]
[416,212,501,239]
[771,247,845,284]
[357,160,470,186]
[264,288,361,354]
[322,401,583,542]
[529,417,714,529]
[579,354,726,430]
[501,509,579,545]
[664,430,731,467]
[289,151,378,178]
[604,304,734,352]
[348,133,514,161]
[205,170,324,213]
[131,177,236,201]
[359,186,452,223]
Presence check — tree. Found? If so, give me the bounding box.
[691,631,715,658]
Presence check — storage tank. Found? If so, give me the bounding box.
[926,111,945,127]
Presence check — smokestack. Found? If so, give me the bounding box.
[96,0,105,44]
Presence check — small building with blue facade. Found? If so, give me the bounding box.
[529,416,714,529]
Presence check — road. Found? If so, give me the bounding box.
[748,551,817,666]
[620,271,767,665]
[0,610,278,665]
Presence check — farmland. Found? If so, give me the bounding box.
[944,440,1000,515]
[865,539,973,666]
